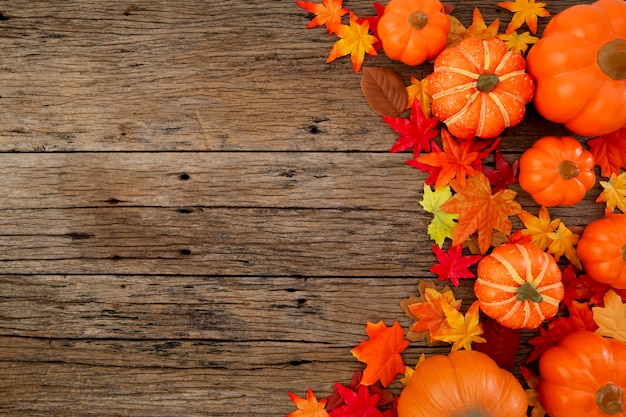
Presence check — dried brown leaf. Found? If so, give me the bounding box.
[361,67,408,116]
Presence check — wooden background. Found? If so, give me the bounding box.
[0,0,605,415]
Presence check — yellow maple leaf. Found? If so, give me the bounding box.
[547,221,581,269]
[420,184,459,248]
[592,290,626,343]
[520,366,547,417]
[432,300,486,351]
[497,0,550,34]
[400,353,426,386]
[406,75,432,117]
[518,207,560,251]
[446,14,467,48]
[326,12,377,73]
[498,30,539,54]
[596,172,626,215]
[465,7,500,40]
[287,389,329,417]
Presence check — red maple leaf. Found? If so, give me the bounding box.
[329,383,383,417]
[474,317,520,369]
[429,244,482,287]
[561,264,626,306]
[384,100,439,157]
[406,141,442,186]
[587,127,626,178]
[356,2,385,52]
[484,146,519,192]
[351,321,409,387]
[325,371,394,412]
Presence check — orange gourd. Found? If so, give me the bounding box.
[577,214,626,290]
[397,350,528,417]
[518,136,596,207]
[525,0,626,137]
[474,242,564,329]
[538,331,626,417]
[377,0,450,66]
[428,37,534,140]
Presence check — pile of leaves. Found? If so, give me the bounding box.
[288,0,626,416]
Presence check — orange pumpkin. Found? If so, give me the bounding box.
[474,242,564,329]
[538,331,626,417]
[397,350,528,417]
[518,136,596,207]
[377,0,450,66]
[428,37,534,140]
[577,214,626,289]
[525,0,626,137]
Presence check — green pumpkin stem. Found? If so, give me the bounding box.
[517,282,543,303]
[558,160,579,180]
[476,73,499,92]
[597,38,626,81]
[596,383,624,415]
[408,11,428,30]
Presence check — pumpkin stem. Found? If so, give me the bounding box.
[408,11,428,30]
[597,38,626,81]
[517,282,543,303]
[558,160,579,180]
[476,74,499,92]
[596,383,624,415]
[622,244,626,261]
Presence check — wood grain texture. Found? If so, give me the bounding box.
[0,0,598,416]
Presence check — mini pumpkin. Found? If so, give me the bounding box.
[428,37,534,140]
[518,135,596,207]
[526,0,626,137]
[398,350,528,417]
[377,0,450,66]
[538,331,626,417]
[577,213,626,289]
[474,242,563,329]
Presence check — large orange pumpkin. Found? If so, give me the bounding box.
[397,350,528,417]
[525,0,626,137]
[474,242,564,329]
[429,37,534,140]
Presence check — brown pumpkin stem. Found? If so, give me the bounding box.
[517,282,543,303]
[558,160,579,180]
[476,74,499,92]
[597,38,626,81]
[622,244,626,261]
[408,11,428,30]
[596,383,624,415]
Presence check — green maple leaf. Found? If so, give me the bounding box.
[420,184,459,247]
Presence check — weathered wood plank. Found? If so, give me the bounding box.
[0,0,579,152]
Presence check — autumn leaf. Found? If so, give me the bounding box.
[498,0,549,34]
[296,0,348,34]
[593,289,626,343]
[408,286,462,343]
[597,172,626,215]
[420,184,458,247]
[497,30,539,54]
[407,142,442,186]
[356,2,385,52]
[518,206,560,251]
[406,75,432,117]
[351,321,409,387]
[445,14,467,48]
[465,7,500,40]
[361,67,408,116]
[441,172,522,254]
[520,366,546,417]
[329,383,382,417]
[547,221,581,270]
[588,127,626,178]
[474,317,521,369]
[399,354,426,386]
[327,12,378,73]
[287,389,330,417]
[483,146,519,192]
[384,100,439,156]
[429,244,482,287]
[325,371,394,412]
[432,300,486,351]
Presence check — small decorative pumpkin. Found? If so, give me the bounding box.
[474,242,563,329]
[377,0,450,66]
[518,136,596,207]
[397,350,528,417]
[538,331,626,417]
[525,0,626,137]
[577,213,626,289]
[428,37,534,140]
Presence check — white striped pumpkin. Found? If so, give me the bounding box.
[474,242,564,329]
[429,37,535,140]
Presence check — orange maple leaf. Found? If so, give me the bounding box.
[498,0,549,34]
[351,321,409,387]
[406,75,432,117]
[408,287,462,343]
[588,127,626,178]
[465,7,500,40]
[296,0,348,34]
[414,129,480,190]
[287,389,329,417]
[441,172,522,254]
[327,12,378,73]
